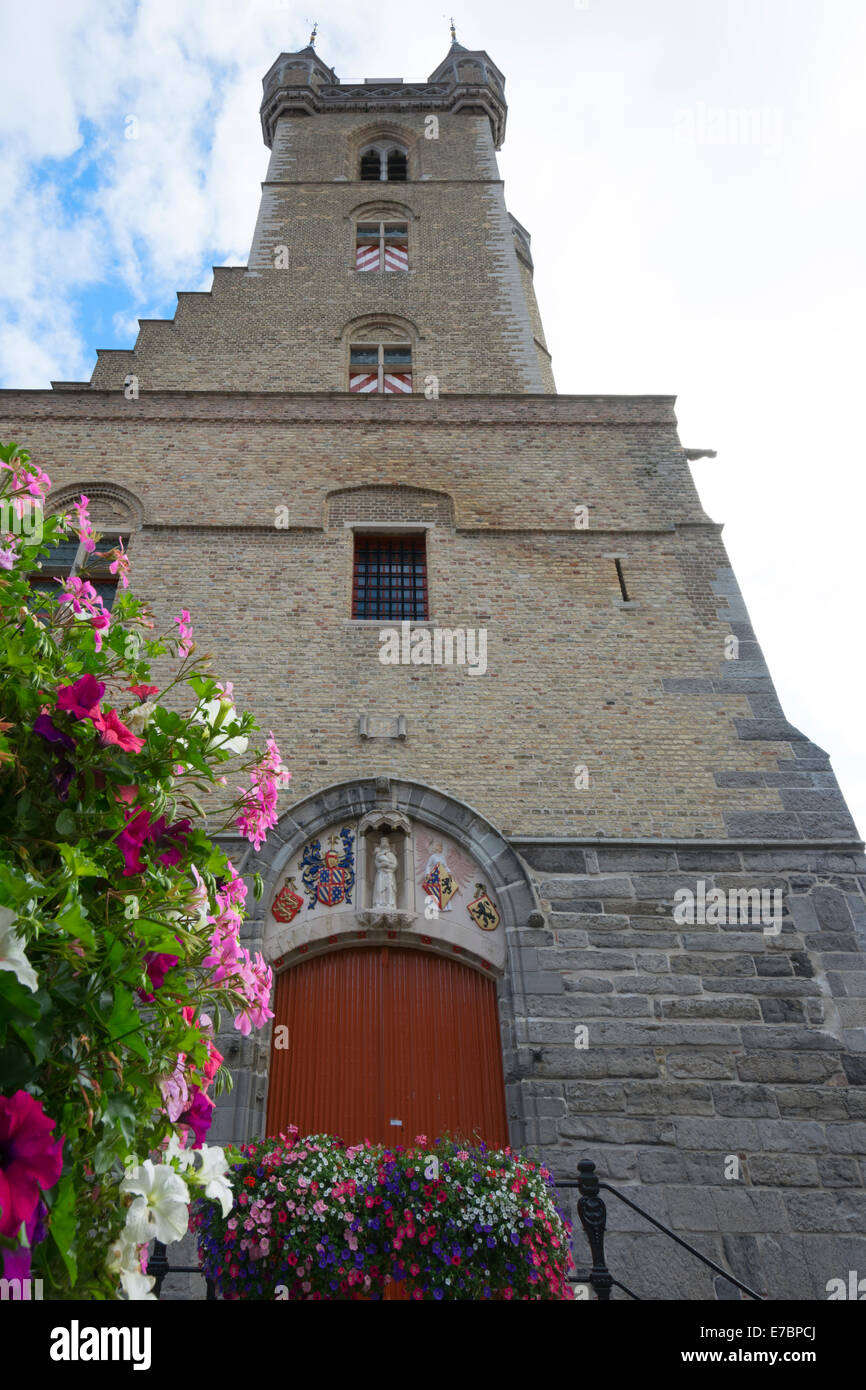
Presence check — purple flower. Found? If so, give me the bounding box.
[1,1242,31,1282]
[52,759,74,801]
[33,713,75,753]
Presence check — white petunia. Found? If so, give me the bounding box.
[163,1132,196,1172]
[191,698,248,756]
[124,700,157,735]
[106,1232,140,1276]
[190,1144,234,1218]
[121,1159,190,1245]
[0,906,39,993]
[120,1269,157,1301]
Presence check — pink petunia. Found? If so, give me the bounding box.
[93,707,145,754]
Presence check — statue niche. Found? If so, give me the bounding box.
[356,812,414,929]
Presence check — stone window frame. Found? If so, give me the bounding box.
[349,529,430,622]
[359,141,409,182]
[347,199,418,277]
[354,218,409,273]
[341,521,438,626]
[34,481,143,611]
[343,314,419,394]
[346,122,421,183]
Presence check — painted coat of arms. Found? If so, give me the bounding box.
[271,875,304,925]
[467,883,500,932]
[421,843,459,912]
[300,828,356,909]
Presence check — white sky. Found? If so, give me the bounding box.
[0,0,863,836]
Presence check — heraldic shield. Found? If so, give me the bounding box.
[421,862,458,912]
[271,875,304,924]
[467,883,500,932]
[300,828,356,909]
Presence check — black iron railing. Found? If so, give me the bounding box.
[146,1240,216,1300]
[560,1159,765,1301]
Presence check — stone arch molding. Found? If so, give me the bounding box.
[345,121,420,181]
[46,481,144,529]
[255,779,538,979]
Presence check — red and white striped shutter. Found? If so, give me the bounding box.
[349,373,380,393]
[383,373,412,394]
[384,242,408,272]
[356,244,381,272]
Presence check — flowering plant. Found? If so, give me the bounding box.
[0,441,290,1296]
[194,1130,575,1300]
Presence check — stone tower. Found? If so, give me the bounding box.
[2,36,865,1300]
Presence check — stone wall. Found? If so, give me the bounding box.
[515,841,866,1299]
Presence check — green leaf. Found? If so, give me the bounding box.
[55,809,77,837]
[55,898,95,950]
[58,843,102,878]
[107,988,150,1063]
[49,1174,78,1284]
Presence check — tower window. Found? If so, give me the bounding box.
[349,343,412,394]
[359,144,409,182]
[352,532,428,620]
[360,149,381,180]
[355,222,409,272]
[387,149,407,181]
[30,530,127,611]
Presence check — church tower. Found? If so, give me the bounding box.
[2,33,865,1300]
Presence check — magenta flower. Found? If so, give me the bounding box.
[178,1088,214,1149]
[155,818,192,867]
[144,951,179,994]
[33,712,76,753]
[0,1091,63,1239]
[89,607,111,653]
[56,574,100,614]
[0,538,18,569]
[118,808,154,876]
[56,674,105,721]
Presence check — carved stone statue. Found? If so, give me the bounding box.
[372,835,399,909]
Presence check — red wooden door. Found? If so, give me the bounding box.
[266,946,509,1148]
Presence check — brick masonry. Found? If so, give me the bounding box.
[2,38,864,1300]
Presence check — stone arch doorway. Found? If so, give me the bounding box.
[266,944,509,1147]
[245,776,540,1152]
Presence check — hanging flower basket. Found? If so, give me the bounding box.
[193,1129,575,1300]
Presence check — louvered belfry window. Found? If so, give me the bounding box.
[352,532,428,620]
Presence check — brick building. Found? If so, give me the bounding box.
[2,36,865,1299]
